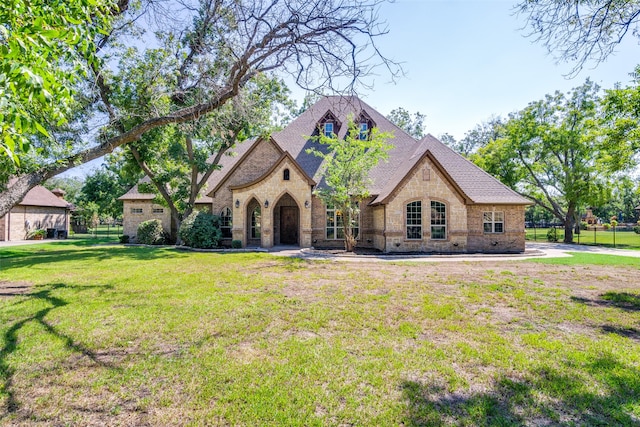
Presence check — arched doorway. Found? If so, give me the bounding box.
[246,198,262,247]
[274,193,299,245]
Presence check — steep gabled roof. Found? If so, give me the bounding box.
[6,179,70,208]
[229,151,316,191]
[372,134,531,205]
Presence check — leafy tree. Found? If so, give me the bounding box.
[0,0,119,165]
[455,116,506,157]
[516,0,640,75]
[387,107,425,139]
[77,168,128,220]
[308,118,393,252]
[592,177,640,224]
[127,75,290,240]
[1,0,400,219]
[473,80,635,243]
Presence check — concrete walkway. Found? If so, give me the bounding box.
[268,242,640,263]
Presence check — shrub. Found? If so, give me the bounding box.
[119,235,130,244]
[231,239,242,249]
[634,226,640,235]
[179,211,222,248]
[580,221,588,230]
[546,228,558,242]
[602,223,611,230]
[137,219,167,245]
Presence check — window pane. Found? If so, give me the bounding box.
[431,226,446,240]
[484,223,493,233]
[494,222,504,233]
[407,226,421,240]
[494,212,504,222]
[483,212,493,222]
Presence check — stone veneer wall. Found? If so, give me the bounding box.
[466,204,526,253]
[122,200,172,240]
[1,206,69,241]
[383,157,468,253]
[231,158,313,248]
[211,139,282,216]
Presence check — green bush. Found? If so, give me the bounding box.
[634,226,640,235]
[179,211,222,249]
[119,235,130,244]
[546,228,558,242]
[602,223,611,230]
[580,221,588,230]
[137,219,167,245]
[231,240,242,249]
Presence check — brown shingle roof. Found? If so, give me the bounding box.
[19,185,71,208]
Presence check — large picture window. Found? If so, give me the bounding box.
[483,211,504,233]
[326,204,359,240]
[406,201,422,239]
[220,207,232,238]
[251,206,261,238]
[430,201,446,240]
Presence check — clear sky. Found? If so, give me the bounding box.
[309,0,639,141]
[63,0,639,178]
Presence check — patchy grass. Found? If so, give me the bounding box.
[0,244,639,425]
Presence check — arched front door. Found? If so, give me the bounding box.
[274,194,299,245]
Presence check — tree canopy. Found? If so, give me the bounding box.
[473,80,636,243]
[0,0,400,219]
[386,107,425,140]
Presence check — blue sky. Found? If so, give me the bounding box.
[322,0,639,140]
[64,0,639,178]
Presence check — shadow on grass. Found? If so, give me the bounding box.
[571,292,640,312]
[0,283,120,419]
[401,355,640,426]
[0,244,186,271]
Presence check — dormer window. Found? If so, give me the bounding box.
[324,122,334,137]
[359,122,368,140]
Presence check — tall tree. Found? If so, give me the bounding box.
[308,118,393,252]
[1,0,400,218]
[386,107,425,139]
[473,80,635,243]
[516,0,640,75]
[127,76,290,240]
[77,168,128,220]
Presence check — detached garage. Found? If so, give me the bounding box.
[0,185,72,241]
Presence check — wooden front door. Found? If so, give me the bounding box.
[280,206,299,245]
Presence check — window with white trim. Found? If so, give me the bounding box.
[220,207,232,238]
[324,122,334,137]
[326,204,359,240]
[430,201,446,240]
[152,208,164,214]
[131,208,143,214]
[483,211,504,233]
[406,201,422,239]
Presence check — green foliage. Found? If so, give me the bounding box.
[473,79,635,243]
[307,117,393,251]
[77,168,128,220]
[386,107,425,139]
[136,219,167,245]
[232,239,242,249]
[580,221,588,230]
[546,228,558,242]
[603,223,611,230]
[0,0,115,165]
[634,226,640,234]
[179,211,222,249]
[119,235,130,244]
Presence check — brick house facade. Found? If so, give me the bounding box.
[120,96,531,253]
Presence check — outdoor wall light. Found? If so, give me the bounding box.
[304,200,310,208]
[235,199,240,208]
[264,200,269,208]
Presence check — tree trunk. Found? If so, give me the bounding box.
[564,204,576,243]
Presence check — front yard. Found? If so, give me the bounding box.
[0,243,639,425]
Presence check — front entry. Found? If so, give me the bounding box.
[280,206,299,244]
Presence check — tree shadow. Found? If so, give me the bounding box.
[0,245,186,271]
[401,354,640,425]
[0,283,120,419]
[570,292,640,312]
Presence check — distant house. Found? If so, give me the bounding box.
[119,96,531,253]
[0,184,72,241]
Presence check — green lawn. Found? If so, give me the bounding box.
[527,227,640,249]
[1,243,639,425]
